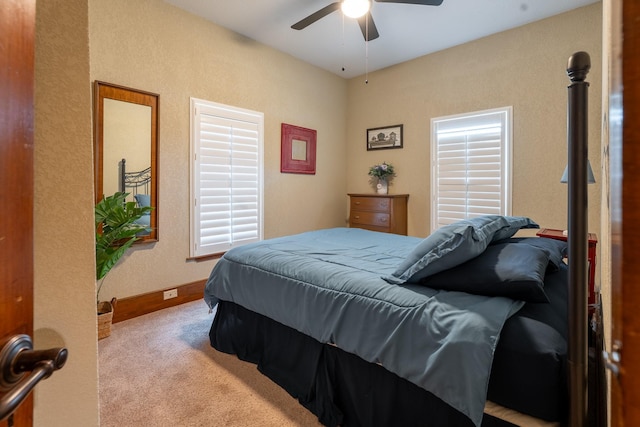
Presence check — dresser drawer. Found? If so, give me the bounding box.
[347,193,409,235]
[350,197,390,213]
[350,211,390,228]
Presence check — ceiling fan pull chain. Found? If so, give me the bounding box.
[364,19,369,85]
[365,15,369,84]
[342,14,346,72]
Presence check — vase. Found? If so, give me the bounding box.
[376,178,388,195]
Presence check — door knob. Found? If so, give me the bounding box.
[0,334,68,421]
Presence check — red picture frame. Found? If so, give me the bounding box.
[281,123,316,174]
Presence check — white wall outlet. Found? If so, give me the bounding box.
[163,289,178,300]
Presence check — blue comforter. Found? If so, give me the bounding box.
[204,228,524,426]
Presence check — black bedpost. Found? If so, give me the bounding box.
[566,51,590,427]
[120,158,126,194]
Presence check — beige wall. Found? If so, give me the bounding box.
[346,4,602,239]
[89,0,348,301]
[34,0,99,425]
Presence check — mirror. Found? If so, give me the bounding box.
[94,81,159,242]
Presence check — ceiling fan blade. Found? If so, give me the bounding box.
[374,0,443,5]
[291,2,341,30]
[357,13,379,41]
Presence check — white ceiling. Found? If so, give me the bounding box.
[163,0,599,79]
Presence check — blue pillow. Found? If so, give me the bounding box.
[491,217,540,242]
[383,215,538,285]
[134,193,151,208]
[420,242,551,303]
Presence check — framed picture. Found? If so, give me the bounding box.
[367,124,403,151]
[281,123,316,174]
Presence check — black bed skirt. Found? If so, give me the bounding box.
[210,300,518,427]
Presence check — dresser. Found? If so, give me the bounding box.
[348,194,409,235]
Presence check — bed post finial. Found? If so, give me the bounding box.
[567,51,591,83]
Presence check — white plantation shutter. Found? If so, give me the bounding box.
[430,107,512,231]
[190,98,263,257]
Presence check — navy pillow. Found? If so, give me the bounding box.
[383,215,538,285]
[420,242,551,303]
[493,237,567,271]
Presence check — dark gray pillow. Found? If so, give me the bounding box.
[420,242,551,303]
[492,237,567,271]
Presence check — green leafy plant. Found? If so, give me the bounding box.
[368,162,396,181]
[95,192,152,302]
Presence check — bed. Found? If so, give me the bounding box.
[204,217,583,427]
[203,52,607,426]
[119,158,151,233]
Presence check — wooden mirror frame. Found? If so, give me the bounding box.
[93,81,159,243]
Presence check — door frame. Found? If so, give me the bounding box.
[609,0,640,425]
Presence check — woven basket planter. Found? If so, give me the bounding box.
[97,298,117,340]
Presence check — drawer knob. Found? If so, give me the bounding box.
[355,202,361,205]
[355,216,360,219]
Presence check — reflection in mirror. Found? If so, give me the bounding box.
[103,99,151,196]
[94,81,159,243]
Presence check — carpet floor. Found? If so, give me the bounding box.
[98,300,322,426]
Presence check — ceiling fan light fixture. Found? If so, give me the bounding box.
[341,0,370,19]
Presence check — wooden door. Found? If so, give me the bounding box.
[0,0,36,425]
[610,0,640,425]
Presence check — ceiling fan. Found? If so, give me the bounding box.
[291,0,444,42]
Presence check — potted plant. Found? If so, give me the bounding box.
[368,162,396,194]
[95,192,152,339]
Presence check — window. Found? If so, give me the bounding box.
[430,107,512,231]
[190,98,264,257]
